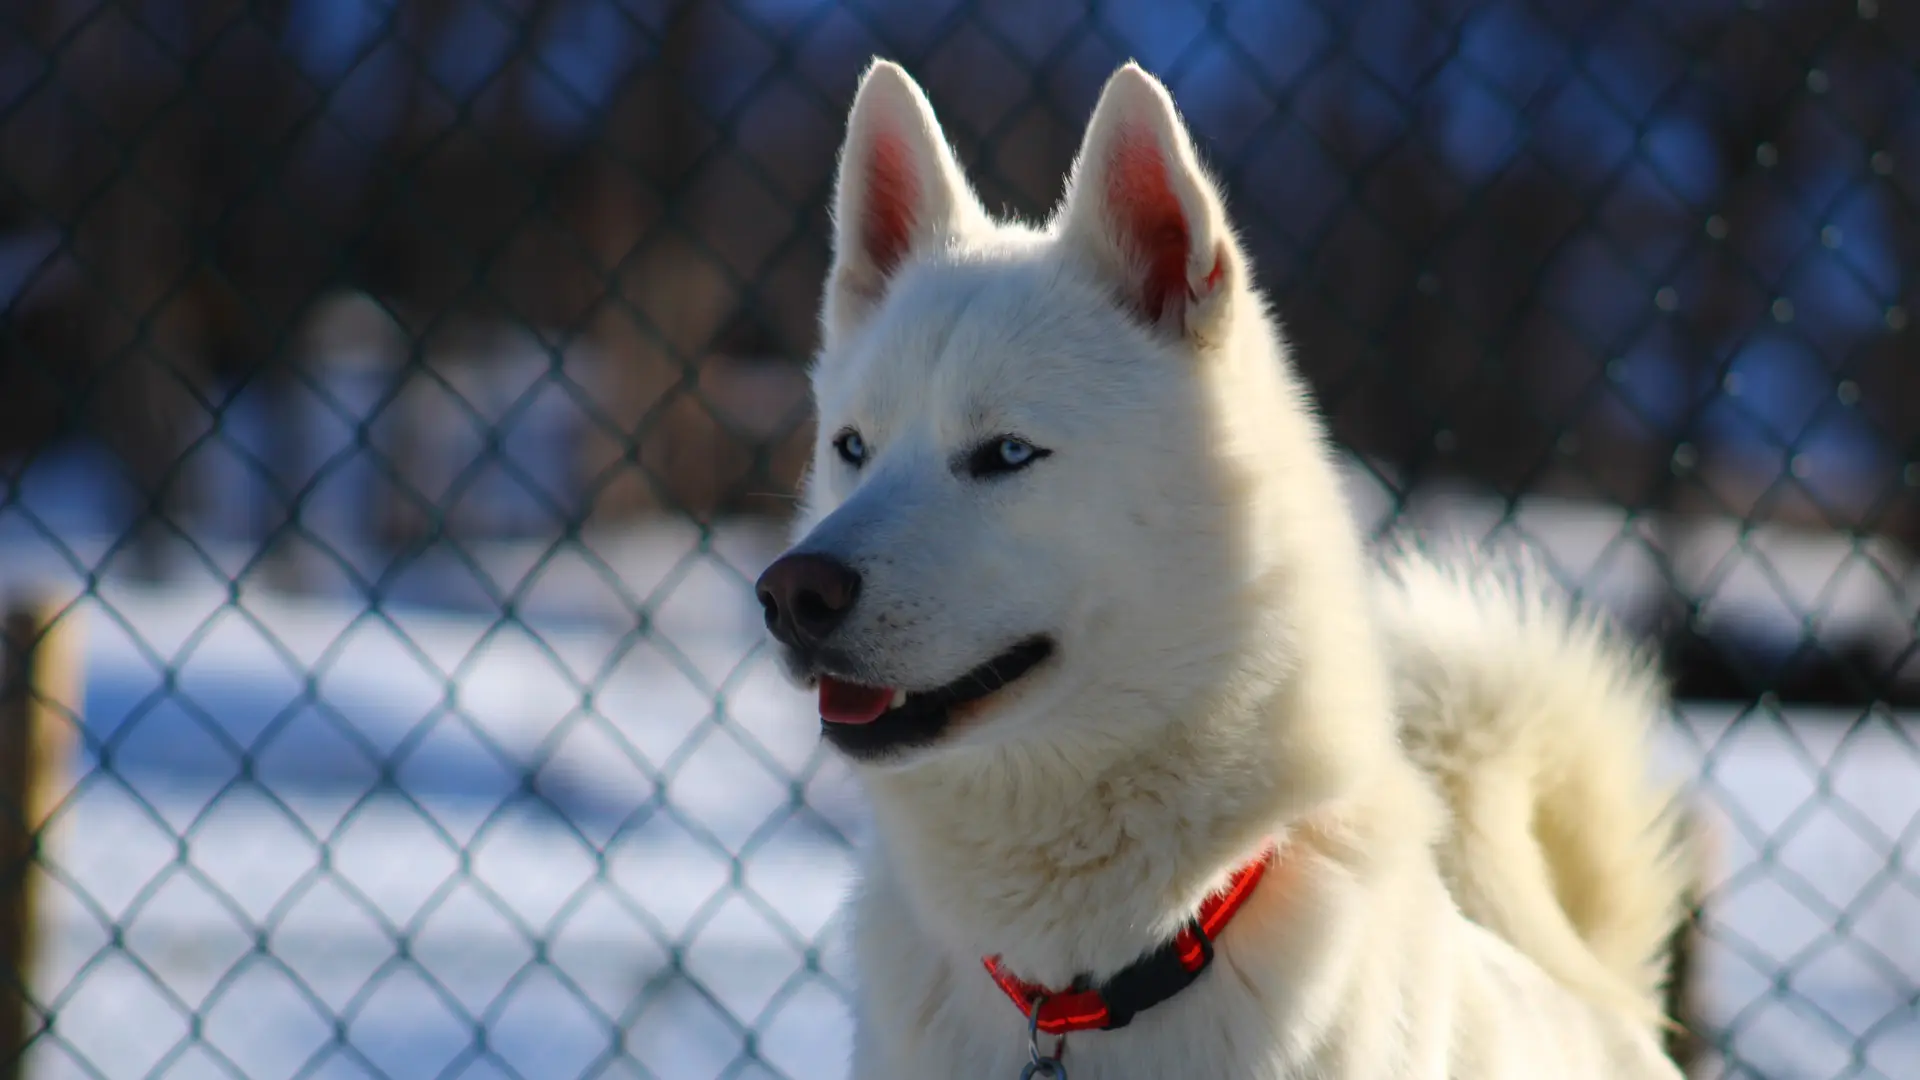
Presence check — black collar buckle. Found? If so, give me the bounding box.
[1092,917,1214,1030]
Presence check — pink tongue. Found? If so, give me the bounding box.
[819,678,895,725]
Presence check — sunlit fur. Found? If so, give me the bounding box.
[775,58,1692,1079]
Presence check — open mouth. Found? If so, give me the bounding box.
[815,636,1054,760]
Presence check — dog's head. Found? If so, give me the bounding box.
[759,61,1323,766]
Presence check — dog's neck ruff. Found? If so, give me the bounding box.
[981,842,1279,1036]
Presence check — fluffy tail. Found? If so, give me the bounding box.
[1371,543,1696,1032]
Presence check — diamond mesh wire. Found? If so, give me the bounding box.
[0,0,1914,1078]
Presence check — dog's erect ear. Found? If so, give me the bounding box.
[1057,64,1233,341]
[823,60,985,347]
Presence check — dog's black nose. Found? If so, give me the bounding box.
[756,552,862,648]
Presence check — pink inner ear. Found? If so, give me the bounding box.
[1104,126,1191,322]
[861,131,918,278]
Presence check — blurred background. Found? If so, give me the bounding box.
[0,0,1914,1077]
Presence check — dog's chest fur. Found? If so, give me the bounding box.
[846,826,1461,1080]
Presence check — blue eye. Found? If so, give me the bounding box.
[833,429,868,467]
[967,436,1050,479]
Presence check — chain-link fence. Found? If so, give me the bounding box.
[0,0,1914,1077]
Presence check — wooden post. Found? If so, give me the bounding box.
[1663,803,1718,1078]
[1,598,81,1080]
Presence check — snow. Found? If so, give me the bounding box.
[1,427,1913,1079]
[0,560,1907,1079]
[1664,706,1920,1080]
[5,4,1912,1067]
[15,529,865,1080]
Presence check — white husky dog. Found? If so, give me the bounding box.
[756,59,1692,1079]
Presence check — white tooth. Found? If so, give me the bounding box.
[890,689,908,709]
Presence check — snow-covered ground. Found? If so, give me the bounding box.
[0,544,1908,1080]
[12,524,864,1080]
[2,400,1914,1079]
[1667,706,1920,1080]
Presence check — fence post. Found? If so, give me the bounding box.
[1664,804,1717,1077]
[1,598,81,1080]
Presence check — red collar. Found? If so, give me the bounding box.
[981,843,1280,1036]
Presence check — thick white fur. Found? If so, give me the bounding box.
[1374,544,1692,1032]
[783,59,1690,1079]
